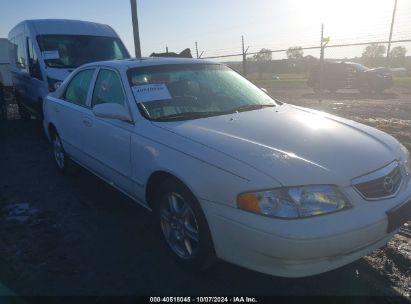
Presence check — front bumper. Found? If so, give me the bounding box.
[200,179,411,278]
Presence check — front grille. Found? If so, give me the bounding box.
[354,164,402,199]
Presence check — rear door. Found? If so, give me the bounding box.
[82,67,134,196]
[52,68,96,162]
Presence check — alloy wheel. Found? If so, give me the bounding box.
[53,135,65,169]
[159,192,200,259]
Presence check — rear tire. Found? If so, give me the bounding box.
[154,178,216,271]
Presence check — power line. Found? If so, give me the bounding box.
[201,38,411,59]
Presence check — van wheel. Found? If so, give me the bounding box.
[155,179,216,271]
[0,84,6,120]
[17,101,31,120]
[51,131,72,174]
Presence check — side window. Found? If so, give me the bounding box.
[92,69,125,107]
[64,69,95,106]
[9,38,17,67]
[15,35,27,70]
[27,38,42,80]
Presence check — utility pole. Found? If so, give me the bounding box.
[166,46,169,54]
[195,41,199,59]
[318,24,325,101]
[242,35,247,77]
[130,0,141,58]
[386,0,398,66]
[318,24,330,101]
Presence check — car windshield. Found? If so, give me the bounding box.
[37,35,129,68]
[127,64,277,121]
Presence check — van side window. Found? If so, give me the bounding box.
[92,69,125,107]
[9,38,17,67]
[64,69,95,106]
[27,38,42,80]
[15,35,27,70]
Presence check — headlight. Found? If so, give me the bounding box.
[399,144,411,176]
[237,185,352,219]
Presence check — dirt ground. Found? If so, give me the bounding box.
[0,87,410,300]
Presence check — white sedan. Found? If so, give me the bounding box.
[43,58,411,277]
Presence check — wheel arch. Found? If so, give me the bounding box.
[47,122,58,141]
[145,170,198,211]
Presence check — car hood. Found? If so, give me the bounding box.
[153,105,398,186]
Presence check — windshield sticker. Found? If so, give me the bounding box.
[42,50,60,60]
[132,83,172,103]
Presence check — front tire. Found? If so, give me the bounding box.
[51,131,71,174]
[155,179,216,270]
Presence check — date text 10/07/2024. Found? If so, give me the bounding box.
[149,297,258,303]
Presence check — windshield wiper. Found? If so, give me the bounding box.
[229,104,275,113]
[155,111,225,121]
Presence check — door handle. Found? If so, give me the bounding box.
[53,105,60,113]
[83,119,92,127]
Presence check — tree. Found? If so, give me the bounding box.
[390,46,407,59]
[389,46,407,67]
[286,46,304,60]
[248,49,272,79]
[249,48,272,62]
[361,43,386,67]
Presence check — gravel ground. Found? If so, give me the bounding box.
[0,88,410,299]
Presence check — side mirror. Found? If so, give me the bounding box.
[93,103,132,122]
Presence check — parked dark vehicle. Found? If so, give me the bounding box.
[307,61,393,94]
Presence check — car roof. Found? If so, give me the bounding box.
[80,57,219,71]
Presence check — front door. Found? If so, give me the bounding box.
[83,68,134,196]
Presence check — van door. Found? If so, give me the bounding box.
[26,37,45,117]
[10,34,31,111]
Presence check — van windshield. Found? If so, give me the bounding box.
[37,35,129,68]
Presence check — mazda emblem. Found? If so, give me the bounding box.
[383,176,394,193]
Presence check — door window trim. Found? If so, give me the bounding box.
[90,66,134,124]
[62,68,98,109]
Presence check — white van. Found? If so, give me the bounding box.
[0,38,13,119]
[8,19,130,119]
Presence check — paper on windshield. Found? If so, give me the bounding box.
[42,50,60,60]
[132,83,172,103]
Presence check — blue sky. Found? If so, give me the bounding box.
[1,0,410,60]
